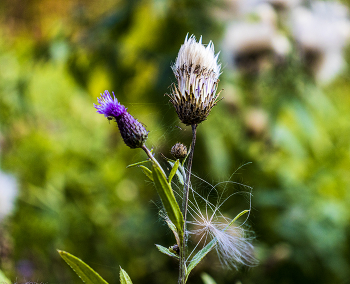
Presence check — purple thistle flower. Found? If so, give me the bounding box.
[94,90,126,118]
[94,90,149,149]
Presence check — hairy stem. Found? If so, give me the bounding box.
[141,145,166,176]
[179,124,197,284]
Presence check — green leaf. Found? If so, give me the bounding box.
[152,163,184,238]
[187,239,216,278]
[0,269,11,284]
[58,250,108,284]
[168,159,180,184]
[201,273,217,284]
[225,210,250,231]
[186,210,250,279]
[126,160,150,168]
[119,267,133,284]
[139,165,153,181]
[156,244,180,259]
[167,160,185,185]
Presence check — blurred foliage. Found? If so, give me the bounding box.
[1,0,350,284]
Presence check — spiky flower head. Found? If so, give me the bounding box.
[171,142,188,159]
[94,91,148,149]
[169,35,222,125]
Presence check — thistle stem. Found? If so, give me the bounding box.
[141,144,166,176]
[179,124,197,284]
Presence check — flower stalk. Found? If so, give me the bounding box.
[179,124,197,284]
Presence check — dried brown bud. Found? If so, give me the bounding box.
[171,143,188,159]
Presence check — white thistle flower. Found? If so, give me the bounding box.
[168,35,222,125]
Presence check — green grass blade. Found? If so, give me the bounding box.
[119,267,133,284]
[58,250,108,284]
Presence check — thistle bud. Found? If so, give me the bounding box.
[171,143,187,159]
[94,90,148,149]
[168,35,222,125]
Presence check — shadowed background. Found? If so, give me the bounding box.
[1,0,350,283]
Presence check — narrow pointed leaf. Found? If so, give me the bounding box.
[119,267,133,284]
[225,210,250,231]
[187,210,250,278]
[168,159,180,184]
[167,160,185,185]
[152,163,184,237]
[58,250,108,284]
[156,244,179,259]
[0,269,11,284]
[139,165,153,181]
[126,160,150,168]
[187,239,216,277]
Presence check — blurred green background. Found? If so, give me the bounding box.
[1,0,350,283]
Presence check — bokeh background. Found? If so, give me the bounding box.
[1,0,350,283]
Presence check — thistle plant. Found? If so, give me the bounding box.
[58,35,257,284]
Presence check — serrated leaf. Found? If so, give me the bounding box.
[156,244,179,259]
[186,210,250,278]
[201,273,217,284]
[168,159,180,184]
[139,165,153,181]
[119,267,133,284]
[126,160,150,168]
[0,269,11,284]
[152,163,184,238]
[58,250,108,284]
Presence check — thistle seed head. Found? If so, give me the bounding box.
[168,35,222,125]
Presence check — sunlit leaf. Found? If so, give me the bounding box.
[58,250,108,284]
[119,267,133,284]
[0,269,11,284]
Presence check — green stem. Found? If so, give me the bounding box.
[178,124,197,284]
[141,145,166,176]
